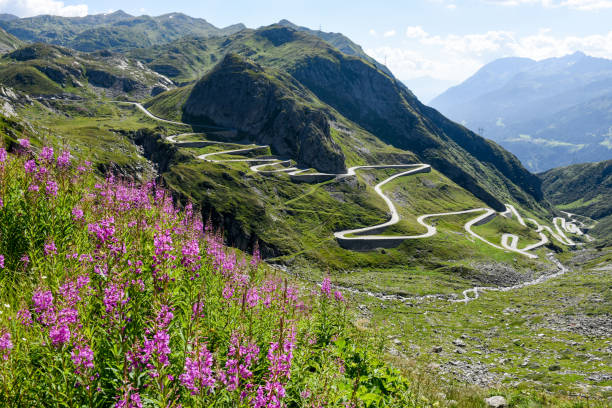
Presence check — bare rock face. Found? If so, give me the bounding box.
[182,53,346,173]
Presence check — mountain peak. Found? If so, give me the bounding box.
[108,10,132,17]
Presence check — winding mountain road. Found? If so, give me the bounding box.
[120,101,586,259]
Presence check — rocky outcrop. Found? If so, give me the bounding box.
[85,68,144,93]
[182,54,346,173]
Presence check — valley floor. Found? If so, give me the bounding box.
[324,248,612,403]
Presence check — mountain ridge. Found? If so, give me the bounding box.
[0,11,246,52]
[144,24,545,213]
[431,52,612,172]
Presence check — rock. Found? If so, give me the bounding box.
[454,348,465,354]
[453,338,466,347]
[548,364,561,371]
[485,395,507,407]
[432,346,443,353]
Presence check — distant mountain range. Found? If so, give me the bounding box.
[0,10,245,52]
[431,52,612,172]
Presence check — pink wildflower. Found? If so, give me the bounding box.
[320,277,332,298]
[180,344,216,395]
[49,324,71,346]
[40,146,54,161]
[0,331,13,360]
[71,344,94,374]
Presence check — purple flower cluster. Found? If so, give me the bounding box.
[0,330,13,360]
[71,344,94,374]
[180,344,216,395]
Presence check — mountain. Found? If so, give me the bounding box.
[0,42,173,97]
[0,14,18,22]
[0,27,22,53]
[430,52,612,172]
[540,159,612,245]
[276,19,392,76]
[144,24,544,212]
[182,53,346,172]
[0,11,246,52]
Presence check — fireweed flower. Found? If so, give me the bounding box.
[250,242,261,267]
[88,217,115,244]
[0,330,13,360]
[46,180,59,197]
[180,239,200,270]
[0,254,4,269]
[320,277,332,298]
[0,147,6,162]
[57,308,79,325]
[221,334,260,392]
[71,344,94,374]
[18,138,30,149]
[32,290,54,313]
[57,150,71,168]
[49,324,71,346]
[40,146,54,161]
[334,290,345,302]
[252,330,296,407]
[246,287,259,308]
[155,305,174,329]
[72,206,84,221]
[180,344,216,395]
[115,387,142,408]
[153,230,174,260]
[222,284,234,300]
[103,284,126,314]
[24,159,37,173]
[141,330,171,371]
[28,184,39,192]
[44,239,57,256]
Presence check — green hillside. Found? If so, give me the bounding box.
[0,11,245,52]
[0,27,21,53]
[540,159,612,245]
[0,43,174,98]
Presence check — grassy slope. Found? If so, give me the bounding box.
[540,159,611,245]
[0,27,22,53]
[0,43,172,98]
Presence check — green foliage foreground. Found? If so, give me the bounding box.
[0,140,423,407]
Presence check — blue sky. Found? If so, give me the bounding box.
[2,0,611,92]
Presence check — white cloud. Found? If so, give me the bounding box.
[369,29,377,36]
[367,26,612,82]
[0,0,88,17]
[383,29,397,37]
[405,25,428,39]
